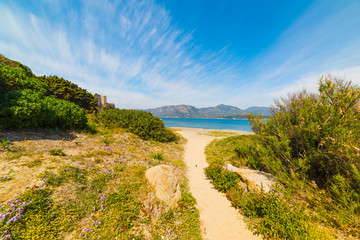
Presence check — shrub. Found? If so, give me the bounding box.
[0,139,10,151]
[37,75,98,112]
[0,89,88,130]
[0,62,47,94]
[228,190,323,239]
[204,164,240,192]
[244,76,360,237]
[249,76,360,189]
[0,54,33,74]
[203,76,360,238]
[49,149,66,156]
[93,108,178,142]
[0,55,93,130]
[151,152,164,160]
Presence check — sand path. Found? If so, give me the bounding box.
[177,128,261,240]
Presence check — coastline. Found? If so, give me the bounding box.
[170,127,254,135]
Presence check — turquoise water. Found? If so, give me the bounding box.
[162,118,253,132]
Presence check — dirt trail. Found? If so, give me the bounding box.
[177,128,261,240]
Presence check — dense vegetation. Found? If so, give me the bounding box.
[91,108,178,143]
[37,75,98,112]
[205,76,360,239]
[1,55,176,143]
[0,55,88,130]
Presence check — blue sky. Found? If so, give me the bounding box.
[1,0,360,109]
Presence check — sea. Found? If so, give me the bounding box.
[161,118,253,132]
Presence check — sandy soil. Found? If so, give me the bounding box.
[176,127,261,240]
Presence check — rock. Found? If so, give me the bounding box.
[145,165,181,206]
[226,163,277,193]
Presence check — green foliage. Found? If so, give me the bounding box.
[0,89,88,130]
[151,152,164,160]
[204,164,240,192]
[37,75,98,112]
[248,76,360,236]
[249,77,360,189]
[228,190,328,239]
[92,108,178,142]
[0,139,11,151]
[49,149,66,156]
[0,62,47,94]
[0,54,33,75]
[0,55,92,130]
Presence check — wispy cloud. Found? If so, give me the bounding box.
[0,0,241,108]
[0,0,359,109]
[239,0,360,104]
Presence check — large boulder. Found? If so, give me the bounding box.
[145,165,181,206]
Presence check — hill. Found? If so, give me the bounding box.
[245,106,271,116]
[147,104,270,118]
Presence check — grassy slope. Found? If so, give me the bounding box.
[0,128,201,240]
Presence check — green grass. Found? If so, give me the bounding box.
[151,152,164,160]
[22,158,43,168]
[0,176,11,183]
[49,149,66,156]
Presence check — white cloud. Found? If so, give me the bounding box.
[0,0,242,109]
[1,0,359,110]
[266,65,360,101]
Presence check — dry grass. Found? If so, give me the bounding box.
[0,128,201,239]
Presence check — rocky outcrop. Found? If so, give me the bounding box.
[145,165,181,206]
[226,163,277,193]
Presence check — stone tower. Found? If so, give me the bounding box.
[94,93,115,108]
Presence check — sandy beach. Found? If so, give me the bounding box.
[175,127,260,240]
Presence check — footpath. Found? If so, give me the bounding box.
[178,128,261,240]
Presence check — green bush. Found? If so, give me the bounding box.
[93,108,178,142]
[204,164,240,192]
[0,89,88,130]
[0,62,47,94]
[49,149,66,156]
[249,77,360,190]
[0,55,93,130]
[37,75,98,112]
[0,54,33,74]
[242,76,360,237]
[228,190,323,239]
[203,77,359,238]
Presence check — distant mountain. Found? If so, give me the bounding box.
[245,106,271,116]
[198,104,247,117]
[148,105,200,118]
[147,104,270,118]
